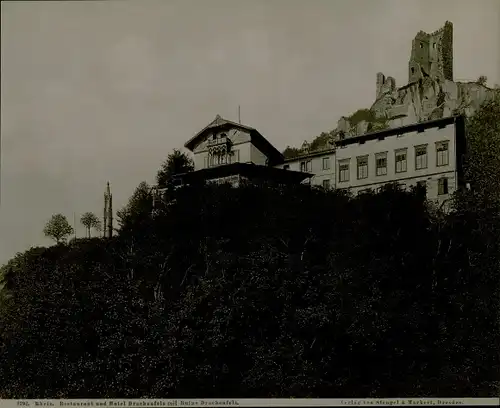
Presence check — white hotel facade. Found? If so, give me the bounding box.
[162,114,466,209]
[279,115,466,208]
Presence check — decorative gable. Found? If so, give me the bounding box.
[185,114,284,166]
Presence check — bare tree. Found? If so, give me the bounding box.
[80,212,102,238]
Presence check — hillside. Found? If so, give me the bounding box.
[1,178,500,397]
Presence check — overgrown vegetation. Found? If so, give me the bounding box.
[1,98,499,398]
[475,75,487,86]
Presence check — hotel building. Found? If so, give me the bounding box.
[155,114,466,210]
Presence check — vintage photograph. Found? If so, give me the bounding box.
[1,0,499,400]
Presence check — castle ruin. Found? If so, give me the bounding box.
[376,72,397,100]
[408,21,453,83]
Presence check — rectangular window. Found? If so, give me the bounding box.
[395,149,407,173]
[300,161,306,172]
[415,145,428,170]
[339,161,350,182]
[375,152,387,176]
[204,156,209,168]
[322,179,331,189]
[436,141,449,167]
[283,164,290,170]
[438,178,448,195]
[322,157,331,170]
[306,160,312,172]
[357,156,368,179]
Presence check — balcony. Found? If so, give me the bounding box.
[207,135,231,148]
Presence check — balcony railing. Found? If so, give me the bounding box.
[207,136,230,147]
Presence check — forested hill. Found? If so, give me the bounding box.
[0,98,499,398]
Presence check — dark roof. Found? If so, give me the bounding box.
[335,115,464,147]
[184,114,284,165]
[174,163,312,185]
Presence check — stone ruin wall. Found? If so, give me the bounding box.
[408,21,453,83]
[376,72,396,100]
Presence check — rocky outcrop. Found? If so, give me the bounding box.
[324,78,499,142]
[369,78,499,131]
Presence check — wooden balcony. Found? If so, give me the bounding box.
[207,135,231,148]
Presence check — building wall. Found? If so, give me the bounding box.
[277,152,336,188]
[192,127,253,170]
[335,122,458,205]
[250,144,269,166]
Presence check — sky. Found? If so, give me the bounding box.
[1,0,499,264]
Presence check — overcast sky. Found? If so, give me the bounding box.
[1,0,499,264]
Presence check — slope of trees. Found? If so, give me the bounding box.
[1,99,499,398]
[1,180,499,398]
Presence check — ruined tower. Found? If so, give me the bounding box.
[103,182,113,238]
[408,21,453,83]
[376,72,396,99]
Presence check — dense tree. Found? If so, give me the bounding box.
[43,214,74,244]
[156,149,194,188]
[282,146,301,159]
[459,93,500,208]
[80,212,101,238]
[116,181,153,230]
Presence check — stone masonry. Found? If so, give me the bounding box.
[408,21,453,83]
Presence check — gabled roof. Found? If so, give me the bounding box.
[184,114,284,165]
